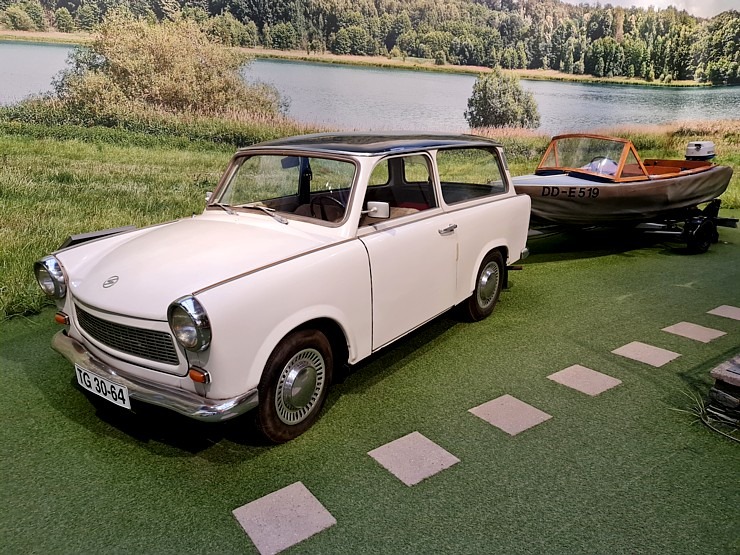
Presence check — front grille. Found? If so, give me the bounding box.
[75,305,179,365]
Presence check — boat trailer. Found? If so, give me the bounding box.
[635,199,738,254]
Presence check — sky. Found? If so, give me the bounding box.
[559,0,737,19]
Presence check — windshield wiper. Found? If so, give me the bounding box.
[239,203,289,225]
[211,203,236,215]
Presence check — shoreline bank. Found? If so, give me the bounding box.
[0,30,709,88]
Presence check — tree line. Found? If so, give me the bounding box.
[2,0,738,85]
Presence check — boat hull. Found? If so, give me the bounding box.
[512,165,733,226]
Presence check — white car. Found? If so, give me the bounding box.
[35,133,531,442]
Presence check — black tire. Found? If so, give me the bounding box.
[464,250,504,321]
[256,329,333,443]
[685,218,715,254]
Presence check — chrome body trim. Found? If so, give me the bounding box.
[52,331,258,422]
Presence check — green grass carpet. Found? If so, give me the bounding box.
[2,219,739,554]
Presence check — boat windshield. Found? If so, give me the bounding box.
[537,136,629,178]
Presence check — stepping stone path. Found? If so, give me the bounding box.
[367,431,460,486]
[232,482,336,555]
[548,365,622,396]
[612,341,680,367]
[233,303,737,553]
[469,394,552,435]
[662,322,726,343]
[708,305,740,321]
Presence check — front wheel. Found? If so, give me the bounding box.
[257,329,333,443]
[463,250,504,321]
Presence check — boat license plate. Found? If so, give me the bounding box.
[75,364,131,409]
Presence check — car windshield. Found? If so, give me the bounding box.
[214,154,357,223]
[538,136,629,177]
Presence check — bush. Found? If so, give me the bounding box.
[54,7,75,32]
[434,50,446,65]
[54,12,283,119]
[4,5,36,30]
[464,69,540,129]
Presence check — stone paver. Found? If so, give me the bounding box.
[368,431,460,486]
[469,394,552,436]
[233,482,336,555]
[662,321,726,343]
[708,305,740,321]
[547,365,622,396]
[612,341,680,367]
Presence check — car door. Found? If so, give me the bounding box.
[358,154,457,350]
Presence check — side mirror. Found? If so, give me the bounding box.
[205,191,212,201]
[363,201,390,219]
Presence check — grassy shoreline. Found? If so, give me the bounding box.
[0,30,709,88]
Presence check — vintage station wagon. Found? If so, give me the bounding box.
[35,133,531,442]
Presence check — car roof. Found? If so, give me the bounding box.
[239,132,503,156]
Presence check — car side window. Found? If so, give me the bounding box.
[437,148,507,205]
[361,155,437,226]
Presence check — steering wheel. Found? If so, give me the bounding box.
[310,196,345,221]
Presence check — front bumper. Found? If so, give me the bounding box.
[52,331,259,422]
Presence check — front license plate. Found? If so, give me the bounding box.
[75,364,131,410]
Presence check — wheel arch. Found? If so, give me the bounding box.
[469,243,509,294]
[293,317,350,369]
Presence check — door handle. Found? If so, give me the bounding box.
[438,224,457,236]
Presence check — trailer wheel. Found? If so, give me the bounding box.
[684,218,715,254]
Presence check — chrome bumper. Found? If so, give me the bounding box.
[52,331,259,422]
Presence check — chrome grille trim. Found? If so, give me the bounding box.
[75,305,179,366]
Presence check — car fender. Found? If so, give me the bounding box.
[193,240,372,399]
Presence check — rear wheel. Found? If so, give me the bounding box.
[464,250,504,321]
[256,329,333,443]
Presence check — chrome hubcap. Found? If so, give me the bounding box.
[275,348,325,425]
[477,262,500,309]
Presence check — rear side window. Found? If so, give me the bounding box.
[437,148,506,205]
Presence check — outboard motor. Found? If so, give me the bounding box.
[685,141,716,161]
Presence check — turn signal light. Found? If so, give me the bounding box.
[55,312,70,325]
[188,367,211,384]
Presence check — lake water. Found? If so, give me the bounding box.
[1,40,738,134]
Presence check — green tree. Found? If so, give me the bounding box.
[20,0,45,30]
[54,7,75,32]
[4,4,36,30]
[271,21,297,50]
[75,2,100,30]
[464,70,540,129]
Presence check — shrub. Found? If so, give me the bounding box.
[54,7,75,32]
[54,12,283,119]
[434,50,446,65]
[4,5,36,30]
[464,69,540,129]
[20,0,44,29]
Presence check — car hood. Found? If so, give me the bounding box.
[59,214,338,320]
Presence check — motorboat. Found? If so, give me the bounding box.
[511,134,735,252]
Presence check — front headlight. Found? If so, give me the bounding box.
[34,256,67,299]
[167,296,211,352]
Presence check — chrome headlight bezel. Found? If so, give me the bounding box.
[34,256,67,299]
[167,296,212,352]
